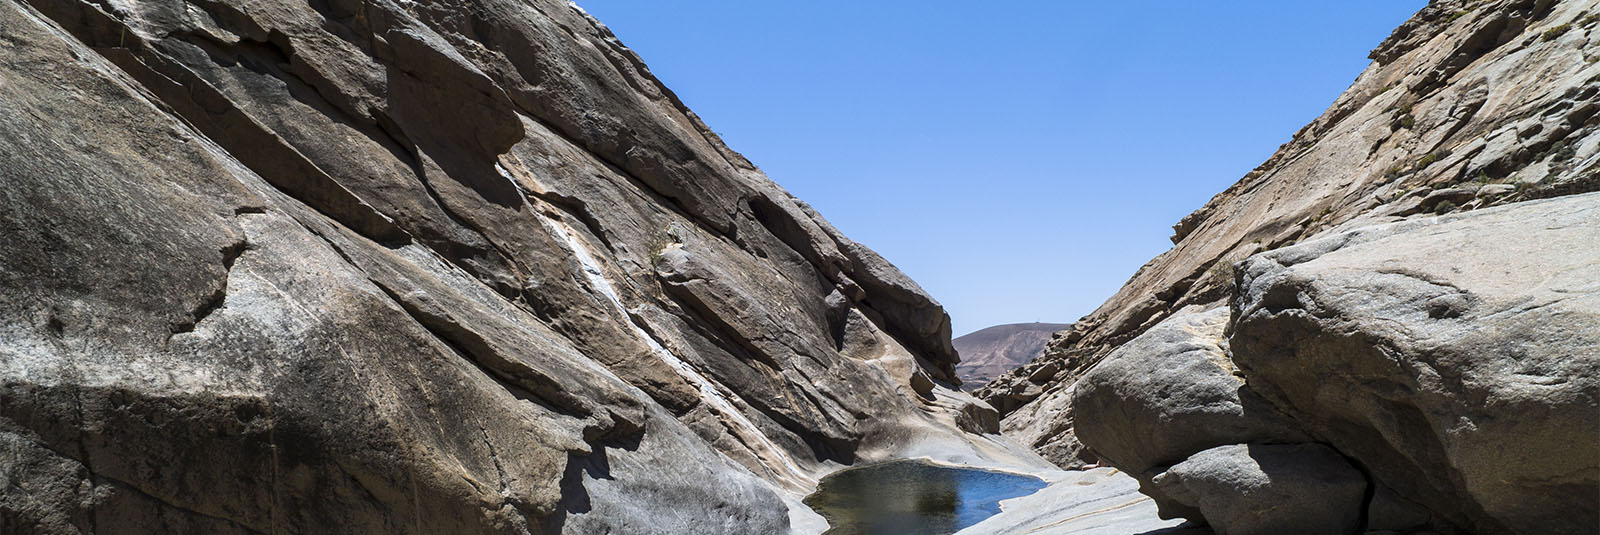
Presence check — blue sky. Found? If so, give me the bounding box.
[575,1,1427,336]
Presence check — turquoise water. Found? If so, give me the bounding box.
[802,460,1049,534]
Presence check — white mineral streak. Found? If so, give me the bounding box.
[547,216,808,484]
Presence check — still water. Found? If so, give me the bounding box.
[802,460,1049,534]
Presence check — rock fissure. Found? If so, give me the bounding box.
[167,237,249,338]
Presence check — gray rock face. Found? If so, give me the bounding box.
[987,0,1600,434]
[1073,193,1600,534]
[1071,308,1305,478]
[0,0,996,532]
[1232,192,1600,534]
[1071,193,1600,534]
[997,383,1096,469]
[983,2,1600,531]
[1069,307,1310,520]
[1151,444,1365,535]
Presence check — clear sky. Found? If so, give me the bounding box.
[574,1,1427,336]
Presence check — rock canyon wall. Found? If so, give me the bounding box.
[0,1,1026,533]
[985,0,1599,533]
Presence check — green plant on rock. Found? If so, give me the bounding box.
[1390,102,1417,130]
[1209,259,1237,293]
[1385,165,1405,180]
[1553,142,1577,161]
[1541,23,1572,41]
[1434,200,1459,214]
[646,227,672,267]
[1416,149,1451,169]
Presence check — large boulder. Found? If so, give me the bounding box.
[1072,307,1306,476]
[1151,443,1366,535]
[1232,192,1600,534]
[1070,307,1308,518]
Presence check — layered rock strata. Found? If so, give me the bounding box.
[0,1,1020,533]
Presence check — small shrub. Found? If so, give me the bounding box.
[1448,9,1471,22]
[1583,13,1600,27]
[646,227,672,266]
[1542,23,1572,41]
[1554,143,1577,161]
[1416,149,1450,169]
[1433,200,1459,214]
[1209,260,1237,293]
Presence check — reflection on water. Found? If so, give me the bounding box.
[802,459,1048,534]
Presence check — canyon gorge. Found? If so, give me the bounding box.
[1,0,1596,534]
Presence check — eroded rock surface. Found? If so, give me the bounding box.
[985,1,1600,532]
[984,0,1600,420]
[988,1,1600,529]
[0,0,1012,533]
[1151,444,1366,535]
[955,467,1201,535]
[1231,192,1600,534]
[1071,307,1306,482]
[1072,193,1599,534]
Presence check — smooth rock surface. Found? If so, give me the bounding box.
[998,383,1096,470]
[957,467,1204,535]
[1150,444,1366,535]
[1231,192,1600,534]
[1070,308,1305,484]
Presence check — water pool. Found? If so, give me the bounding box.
[802,459,1049,534]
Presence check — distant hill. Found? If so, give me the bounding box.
[954,323,1071,389]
